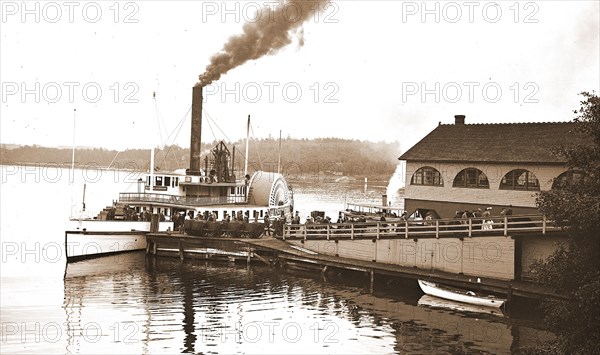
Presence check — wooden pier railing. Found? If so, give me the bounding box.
[280,214,559,240]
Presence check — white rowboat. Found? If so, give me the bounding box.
[418,279,506,308]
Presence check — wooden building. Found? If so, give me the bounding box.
[397,115,588,280]
[399,115,584,219]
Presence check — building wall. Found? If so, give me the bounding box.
[403,161,567,211]
[293,235,515,280]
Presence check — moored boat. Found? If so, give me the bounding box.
[418,279,506,308]
[340,194,405,223]
[65,86,293,262]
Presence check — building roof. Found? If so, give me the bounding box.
[399,120,587,164]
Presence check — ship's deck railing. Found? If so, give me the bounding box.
[119,192,247,207]
[280,214,561,240]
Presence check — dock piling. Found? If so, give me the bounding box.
[178,241,185,261]
[150,214,159,233]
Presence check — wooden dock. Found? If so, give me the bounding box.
[146,215,567,302]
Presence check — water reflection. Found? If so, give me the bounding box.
[417,294,506,317]
[62,253,552,354]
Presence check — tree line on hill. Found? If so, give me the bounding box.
[0,138,400,179]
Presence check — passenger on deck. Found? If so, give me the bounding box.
[292,211,300,224]
[501,205,513,218]
[380,215,388,228]
[482,207,493,229]
[461,210,470,224]
[264,212,271,236]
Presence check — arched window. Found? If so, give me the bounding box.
[453,168,489,188]
[411,166,443,186]
[500,169,540,191]
[552,170,584,189]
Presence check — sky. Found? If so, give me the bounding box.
[1,0,599,154]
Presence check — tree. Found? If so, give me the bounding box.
[527,92,600,354]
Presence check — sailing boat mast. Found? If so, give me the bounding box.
[70,109,76,217]
[244,115,250,177]
[70,109,76,182]
[82,183,86,211]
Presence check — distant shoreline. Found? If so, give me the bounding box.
[1,139,401,178]
[0,161,143,173]
[0,162,393,182]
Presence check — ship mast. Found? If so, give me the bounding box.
[149,92,156,192]
[278,130,282,174]
[244,115,250,177]
[149,147,154,192]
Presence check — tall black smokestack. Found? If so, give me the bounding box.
[189,86,203,175]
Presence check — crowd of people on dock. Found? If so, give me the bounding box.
[189,210,254,223]
[450,205,513,228]
[163,203,518,238]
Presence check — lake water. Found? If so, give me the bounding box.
[0,165,552,354]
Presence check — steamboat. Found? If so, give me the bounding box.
[65,86,294,262]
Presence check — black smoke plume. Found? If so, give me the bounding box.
[198,0,330,87]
